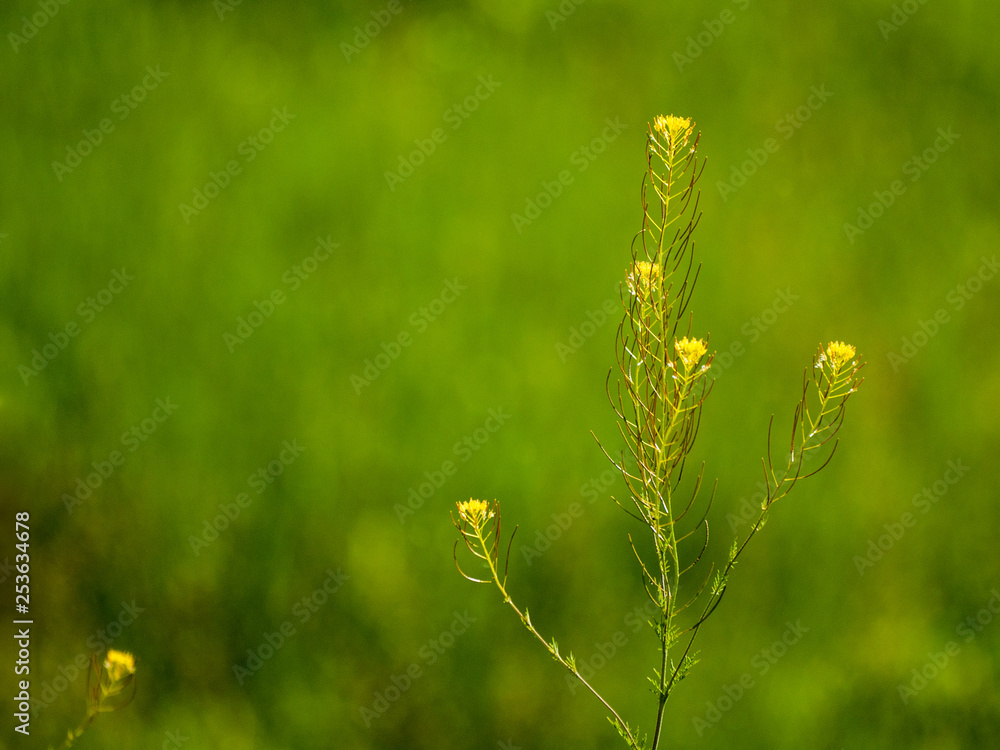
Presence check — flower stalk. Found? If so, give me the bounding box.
[57,649,137,750]
[451,114,864,750]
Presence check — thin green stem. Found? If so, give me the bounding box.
[58,711,97,750]
[469,523,641,749]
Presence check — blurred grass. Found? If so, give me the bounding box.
[1,0,999,748]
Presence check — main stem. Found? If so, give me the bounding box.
[648,137,689,750]
[649,383,688,750]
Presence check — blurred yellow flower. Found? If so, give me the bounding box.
[674,337,709,370]
[103,650,135,683]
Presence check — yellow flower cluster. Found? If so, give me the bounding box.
[103,650,135,683]
[674,337,709,370]
[457,499,494,527]
[653,114,693,144]
[628,261,663,296]
[85,648,137,720]
[824,341,856,368]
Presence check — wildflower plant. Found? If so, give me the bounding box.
[452,114,864,749]
[56,649,137,749]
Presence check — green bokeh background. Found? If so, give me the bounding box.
[2,1,999,748]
